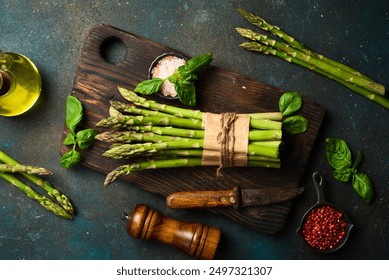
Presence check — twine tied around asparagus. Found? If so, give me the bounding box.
[201,112,250,176]
[217,113,237,173]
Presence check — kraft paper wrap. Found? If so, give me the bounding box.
[201,112,250,167]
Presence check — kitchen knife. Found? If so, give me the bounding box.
[166,186,304,209]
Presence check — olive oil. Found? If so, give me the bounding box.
[0,51,41,117]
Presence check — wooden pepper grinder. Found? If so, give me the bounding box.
[123,204,221,260]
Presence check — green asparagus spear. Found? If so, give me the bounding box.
[103,139,280,159]
[239,41,389,109]
[103,157,280,187]
[0,164,53,175]
[120,86,203,119]
[0,172,72,219]
[97,108,282,131]
[96,114,203,130]
[119,87,285,123]
[110,100,173,117]
[0,150,74,214]
[98,88,285,185]
[104,158,202,186]
[96,128,282,143]
[96,131,184,143]
[236,27,385,97]
[236,8,374,81]
[130,148,280,162]
[236,9,388,109]
[112,98,283,121]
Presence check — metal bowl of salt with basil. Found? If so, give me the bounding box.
[148,52,188,100]
[297,171,354,254]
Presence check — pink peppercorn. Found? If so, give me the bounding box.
[301,205,347,251]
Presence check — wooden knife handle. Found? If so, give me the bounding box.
[166,188,239,209]
[127,204,221,260]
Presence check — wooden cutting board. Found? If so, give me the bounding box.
[60,24,325,234]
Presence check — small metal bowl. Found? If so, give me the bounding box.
[148,52,188,100]
[297,171,354,253]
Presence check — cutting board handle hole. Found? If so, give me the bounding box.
[100,36,127,64]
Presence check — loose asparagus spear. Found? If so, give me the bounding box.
[239,41,389,109]
[236,8,374,81]
[0,172,72,219]
[0,164,53,175]
[0,150,74,214]
[236,9,389,109]
[236,27,385,97]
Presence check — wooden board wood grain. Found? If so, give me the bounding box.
[60,24,325,233]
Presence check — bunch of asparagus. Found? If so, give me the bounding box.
[0,150,74,219]
[96,87,284,186]
[236,9,389,109]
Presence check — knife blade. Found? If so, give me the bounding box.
[166,186,304,209]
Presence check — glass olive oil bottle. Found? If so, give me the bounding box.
[0,50,41,117]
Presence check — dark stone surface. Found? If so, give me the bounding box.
[0,0,388,260]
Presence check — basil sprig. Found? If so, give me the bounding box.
[60,96,97,168]
[134,52,213,106]
[325,137,374,204]
[279,91,309,134]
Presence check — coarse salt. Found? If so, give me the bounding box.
[151,55,186,97]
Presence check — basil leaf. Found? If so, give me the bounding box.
[66,95,83,132]
[63,132,76,146]
[352,149,363,170]
[279,92,303,116]
[352,172,374,204]
[60,149,82,168]
[134,78,164,95]
[180,52,213,74]
[168,72,180,84]
[175,81,196,106]
[325,138,352,170]
[76,128,97,149]
[282,115,309,134]
[333,168,352,182]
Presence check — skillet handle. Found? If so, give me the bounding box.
[312,171,326,204]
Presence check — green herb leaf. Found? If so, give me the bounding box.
[179,71,198,82]
[180,52,213,74]
[352,149,363,170]
[352,172,374,203]
[279,92,303,116]
[175,80,197,106]
[333,168,352,182]
[60,149,82,168]
[282,115,309,134]
[325,138,352,170]
[63,132,76,146]
[65,95,83,132]
[76,128,97,149]
[168,72,180,84]
[134,78,164,95]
